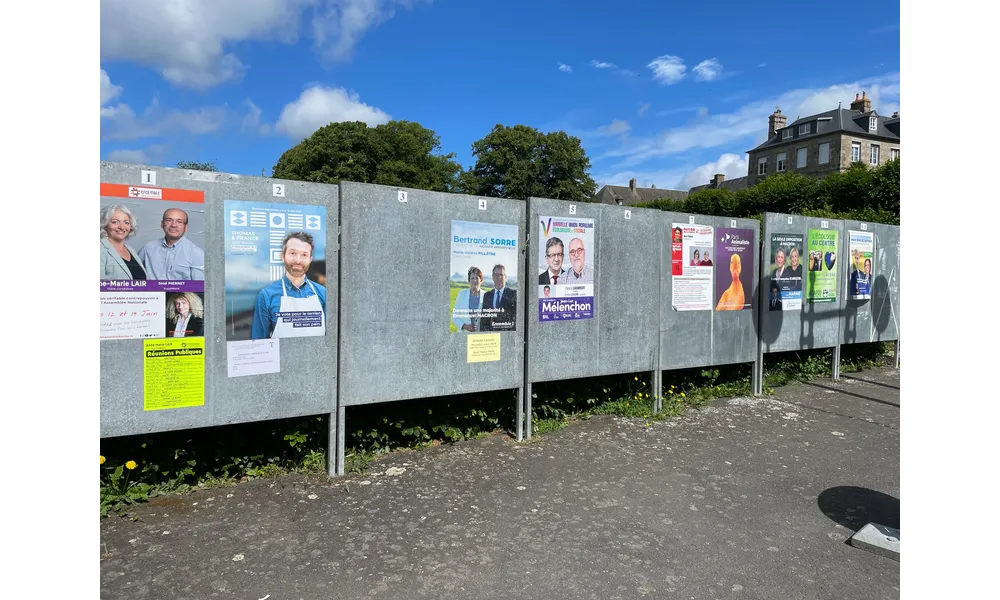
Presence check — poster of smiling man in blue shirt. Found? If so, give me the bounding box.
[224,200,326,341]
[137,208,205,281]
[251,231,326,339]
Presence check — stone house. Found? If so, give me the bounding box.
[594,178,688,206]
[746,91,900,186]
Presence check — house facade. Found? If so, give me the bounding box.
[594,178,688,206]
[746,92,900,187]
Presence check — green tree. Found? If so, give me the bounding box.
[176,160,218,172]
[271,120,462,192]
[462,124,597,202]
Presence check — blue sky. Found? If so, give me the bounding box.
[100,0,900,191]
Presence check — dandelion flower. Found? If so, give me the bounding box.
[125,460,137,470]
[681,393,686,397]
[100,455,106,465]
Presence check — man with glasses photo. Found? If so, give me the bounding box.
[538,237,567,285]
[563,237,593,284]
[138,207,205,281]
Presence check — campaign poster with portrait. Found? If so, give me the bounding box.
[848,230,875,301]
[449,220,520,333]
[714,228,754,311]
[768,233,804,311]
[537,216,596,321]
[100,183,206,340]
[224,200,327,341]
[806,228,839,303]
[670,223,714,311]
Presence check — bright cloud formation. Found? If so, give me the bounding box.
[692,58,723,81]
[647,55,686,85]
[100,0,429,89]
[275,85,391,140]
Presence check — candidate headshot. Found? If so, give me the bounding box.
[250,231,327,339]
[539,237,566,285]
[563,237,593,284]
[138,208,205,281]
[100,203,147,281]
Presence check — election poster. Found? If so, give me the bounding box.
[537,216,596,321]
[143,337,205,411]
[714,228,755,311]
[224,200,327,341]
[848,230,875,301]
[768,233,804,311]
[806,228,839,303]
[670,223,714,311]
[449,220,520,333]
[100,183,206,340]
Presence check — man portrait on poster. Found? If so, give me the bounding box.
[563,237,593,284]
[481,264,516,331]
[138,208,206,281]
[538,237,567,284]
[251,231,326,339]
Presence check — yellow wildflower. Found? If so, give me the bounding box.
[634,377,638,381]
[681,393,686,397]
[125,460,137,470]
[100,455,106,465]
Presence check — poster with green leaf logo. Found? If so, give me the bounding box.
[806,229,839,303]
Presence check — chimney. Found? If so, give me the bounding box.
[891,111,899,118]
[711,174,726,187]
[850,91,872,113]
[629,178,637,193]
[768,107,787,137]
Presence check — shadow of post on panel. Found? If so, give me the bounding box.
[817,486,899,532]
[872,274,892,335]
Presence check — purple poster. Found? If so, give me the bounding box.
[714,228,755,311]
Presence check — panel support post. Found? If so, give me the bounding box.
[894,339,900,369]
[832,343,841,380]
[525,382,533,440]
[329,407,345,477]
[516,386,524,442]
[753,340,764,396]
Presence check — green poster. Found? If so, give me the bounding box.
[806,229,839,303]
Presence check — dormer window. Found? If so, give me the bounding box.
[782,128,792,139]
[799,123,811,135]
[869,116,877,132]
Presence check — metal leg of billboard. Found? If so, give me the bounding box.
[520,382,530,441]
[894,339,900,369]
[832,343,841,380]
[516,386,525,442]
[752,340,764,396]
[334,407,346,477]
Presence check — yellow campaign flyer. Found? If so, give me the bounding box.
[466,334,501,363]
[143,338,205,411]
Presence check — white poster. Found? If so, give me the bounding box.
[670,223,715,311]
[101,292,167,339]
[227,339,281,378]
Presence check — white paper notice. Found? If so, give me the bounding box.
[227,339,281,378]
[101,292,167,340]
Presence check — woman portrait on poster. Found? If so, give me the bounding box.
[451,266,485,333]
[690,249,700,266]
[166,292,204,337]
[100,204,147,280]
[850,258,873,297]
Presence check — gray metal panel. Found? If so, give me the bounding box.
[658,213,761,370]
[759,213,846,353]
[840,221,900,345]
[100,162,339,438]
[526,198,659,384]
[338,182,525,406]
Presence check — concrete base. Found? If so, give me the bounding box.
[849,522,900,561]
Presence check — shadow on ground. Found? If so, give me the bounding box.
[818,486,899,532]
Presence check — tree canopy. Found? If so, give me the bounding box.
[640,159,900,226]
[460,124,597,202]
[176,160,218,172]
[271,120,462,192]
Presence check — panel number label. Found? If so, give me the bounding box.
[141,170,156,185]
[478,198,487,210]
[398,190,408,203]
[821,220,829,228]
[569,204,576,215]
[624,210,631,220]
[272,184,285,197]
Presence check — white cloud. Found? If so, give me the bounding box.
[601,73,901,168]
[638,103,651,117]
[590,60,617,69]
[591,153,749,192]
[693,58,723,82]
[647,55,686,85]
[242,100,272,134]
[101,69,123,106]
[100,1,429,89]
[275,85,391,140]
[558,63,572,72]
[697,106,709,117]
[676,153,749,190]
[106,144,170,165]
[101,98,228,141]
[597,119,631,136]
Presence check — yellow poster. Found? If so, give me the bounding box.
[143,338,205,411]
[467,333,501,363]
